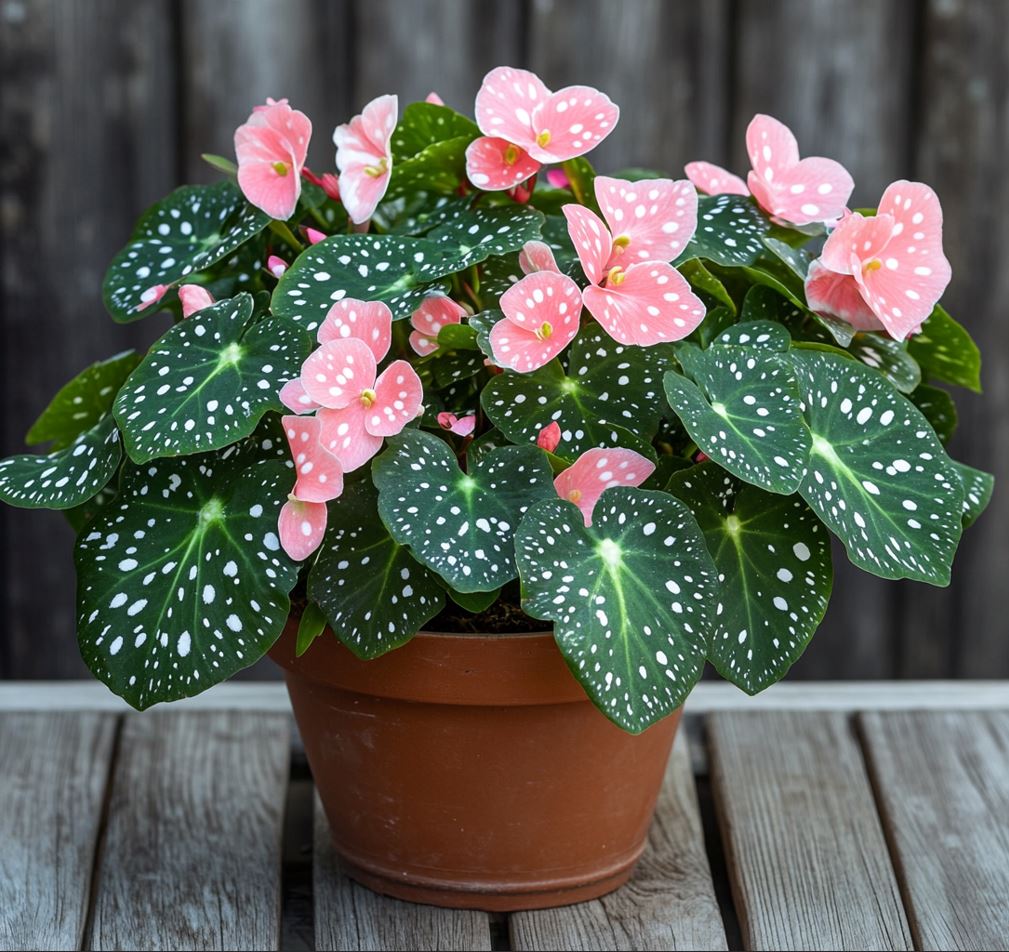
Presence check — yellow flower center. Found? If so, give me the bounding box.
[536,130,552,148]
[606,266,627,287]
[567,488,582,503]
[272,160,290,176]
[612,235,631,253]
[360,388,377,408]
[503,144,520,166]
[535,321,553,341]
[363,157,389,178]
[863,258,883,273]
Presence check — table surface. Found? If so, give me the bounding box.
[2,680,1008,952]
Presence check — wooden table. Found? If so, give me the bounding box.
[2,682,1008,952]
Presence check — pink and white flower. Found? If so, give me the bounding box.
[409,296,467,356]
[234,99,312,221]
[489,271,582,373]
[177,284,214,318]
[465,67,619,191]
[278,414,344,561]
[334,94,398,224]
[554,448,655,526]
[437,412,476,437]
[684,161,749,197]
[267,255,288,278]
[805,181,951,340]
[518,240,561,276]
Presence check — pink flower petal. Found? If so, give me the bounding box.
[582,260,707,346]
[305,226,327,245]
[545,169,571,190]
[474,66,550,149]
[537,421,562,453]
[317,298,393,361]
[804,259,883,332]
[408,330,440,357]
[819,211,894,276]
[745,114,853,226]
[528,85,619,163]
[563,203,613,286]
[317,405,383,473]
[518,240,561,275]
[279,498,328,561]
[136,284,169,312]
[283,414,345,503]
[684,161,749,196]
[300,338,377,409]
[177,284,215,318]
[235,100,312,220]
[366,361,424,437]
[279,378,322,414]
[465,136,540,191]
[491,272,583,373]
[595,175,698,264]
[335,94,397,223]
[554,448,655,526]
[438,412,476,437]
[267,254,288,278]
[425,91,445,106]
[409,295,466,354]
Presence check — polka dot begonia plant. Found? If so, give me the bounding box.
[0,67,992,730]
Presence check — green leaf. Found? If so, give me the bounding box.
[446,586,501,614]
[114,294,310,463]
[908,384,957,445]
[374,193,473,236]
[271,234,454,329]
[791,350,963,584]
[679,258,736,313]
[714,320,791,352]
[848,333,921,394]
[0,414,122,510]
[64,482,119,533]
[295,602,328,657]
[906,305,981,392]
[560,157,598,211]
[103,181,270,322]
[482,325,671,459]
[391,102,479,160]
[201,153,238,176]
[426,206,544,271]
[739,284,805,328]
[669,464,832,694]
[664,345,811,494]
[689,305,736,348]
[373,430,555,592]
[515,487,717,733]
[387,137,474,199]
[308,477,444,658]
[75,456,299,709]
[437,323,480,351]
[26,351,140,449]
[677,194,770,269]
[761,235,811,280]
[953,462,994,528]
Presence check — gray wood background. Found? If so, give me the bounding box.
[0,0,1005,681]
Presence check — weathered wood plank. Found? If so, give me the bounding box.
[87,711,290,951]
[313,795,493,951]
[709,711,912,951]
[0,712,116,951]
[897,0,1009,679]
[510,731,726,951]
[528,0,731,174]
[861,711,1009,950]
[0,0,176,678]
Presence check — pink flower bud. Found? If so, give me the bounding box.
[545,169,570,190]
[425,91,445,106]
[267,255,288,278]
[177,284,215,318]
[537,421,561,453]
[305,227,327,245]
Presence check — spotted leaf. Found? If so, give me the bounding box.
[103,181,270,322]
[676,194,770,269]
[308,477,444,658]
[271,234,455,330]
[714,320,791,352]
[515,487,717,733]
[75,456,298,709]
[482,325,670,459]
[848,333,921,394]
[906,305,981,392]
[114,294,311,463]
[669,463,832,694]
[0,414,122,510]
[372,429,555,592]
[388,136,475,199]
[908,384,957,445]
[426,205,544,272]
[953,462,993,529]
[791,350,963,584]
[390,101,479,161]
[26,351,140,450]
[679,258,736,314]
[664,345,810,494]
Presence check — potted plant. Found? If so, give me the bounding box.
[0,66,991,910]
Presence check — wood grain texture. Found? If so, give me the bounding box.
[0,712,116,952]
[87,711,291,951]
[896,0,1009,679]
[313,795,493,951]
[510,731,727,951]
[709,711,912,951]
[0,0,175,677]
[528,0,731,173]
[861,711,1009,951]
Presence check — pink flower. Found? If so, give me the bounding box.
[554,448,655,526]
[267,255,288,278]
[805,181,951,340]
[684,161,749,197]
[465,67,618,191]
[518,240,561,275]
[409,295,467,356]
[562,176,706,346]
[545,169,571,190]
[234,99,312,221]
[489,272,582,373]
[278,414,344,561]
[136,284,168,312]
[305,227,327,245]
[437,412,477,437]
[177,284,214,318]
[537,421,561,453]
[334,94,398,224]
[425,91,445,106]
[302,168,341,201]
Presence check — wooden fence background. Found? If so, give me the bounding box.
[0,0,1005,681]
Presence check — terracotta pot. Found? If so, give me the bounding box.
[270,620,680,910]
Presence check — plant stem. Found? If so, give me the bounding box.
[269,221,304,253]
